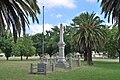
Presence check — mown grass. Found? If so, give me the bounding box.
[0,59,120,80]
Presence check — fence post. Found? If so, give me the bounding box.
[78,55,81,66]
[30,63,33,74]
[37,63,40,72]
[44,64,47,75]
[69,57,72,69]
[50,57,52,66]
[52,63,55,72]
[54,57,56,64]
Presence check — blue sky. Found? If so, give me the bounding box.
[26,0,111,35]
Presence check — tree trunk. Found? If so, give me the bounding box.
[6,57,9,60]
[26,56,28,60]
[40,54,43,60]
[84,51,87,61]
[117,49,120,63]
[87,47,93,65]
[119,53,120,63]
[21,55,23,61]
[20,52,23,61]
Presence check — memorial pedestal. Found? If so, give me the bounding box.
[55,24,68,68]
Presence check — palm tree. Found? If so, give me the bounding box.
[72,12,106,65]
[0,0,40,42]
[98,0,120,62]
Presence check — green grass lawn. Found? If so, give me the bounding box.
[0,59,120,80]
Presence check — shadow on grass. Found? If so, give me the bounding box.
[93,61,120,70]
[0,58,41,61]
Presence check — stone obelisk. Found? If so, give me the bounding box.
[55,24,68,68]
[58,23,66,62]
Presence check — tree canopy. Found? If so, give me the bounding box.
[72,12,106,65]
[0,0,40,42]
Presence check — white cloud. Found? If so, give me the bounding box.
[56,14,62,18]
[57,23,70,29]
[37,0,76,9]
[26,23,54,35]
[26,23,71,35]
[86,0,97,3]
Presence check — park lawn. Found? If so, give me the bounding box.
[0,59,120,80]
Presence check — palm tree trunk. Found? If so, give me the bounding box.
[87,47,93,65]
[84,51,87,61]
[0,21,3,36]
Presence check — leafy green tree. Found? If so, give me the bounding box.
[45,27,59,57]
[45,31,54,57]
[101,27,118,58]
[12,35,35,60]
[64,25,74,57]
[98,0,120,62]
[12,38,25,60]
[0,0,40,42]
[72,12,106,65]
[0,29,13,60]
[23,35,36,60]
[31,33,43,57]
[24,46,36,60]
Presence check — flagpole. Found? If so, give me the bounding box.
[42,6,45,57]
